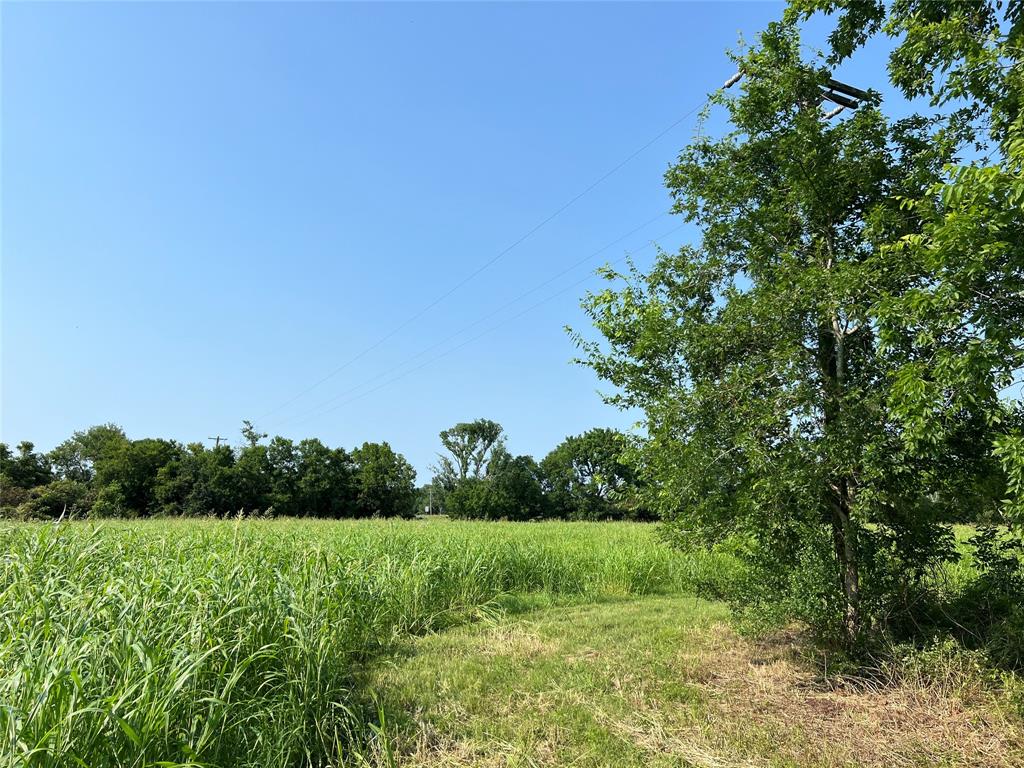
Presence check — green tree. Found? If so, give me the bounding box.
[48,424,128,483]
[433,419,505,490]
[489,451,548,521]
[266,436,300,515]
[240,420,268,449]
[294,438,358,518]
[352,441,417,518]
[787,1,1024,528]
[0,441,51,490]
[541,428,642,520]
[446,450,548,521]
[575,21,971,644]
[234,442,272,513]
[154,443,238,517]
[94,438,181,516]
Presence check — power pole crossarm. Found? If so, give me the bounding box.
[826,78,871,102]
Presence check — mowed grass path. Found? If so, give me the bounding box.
[0,518,731,768]
[372,596,1023,768]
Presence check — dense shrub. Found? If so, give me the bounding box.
[14,480,93,520]
[446,455,548,521]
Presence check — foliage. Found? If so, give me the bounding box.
[7,480,93,521]
[786,0,1024,632]
[352,441,418,518]
[540,428,646,520]
[446,451,548,521]
[93,438,182,516]
[2,423,419,521]
[48,423,128,483]
[154,443,240,517]
[433,418,505,490]
[3,419,650,522]
[90,482,129,519]
[0,442,51,491]
[573,18,1005,645]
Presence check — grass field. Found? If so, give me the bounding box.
[0,518,735,767]
[1,518,1019,768]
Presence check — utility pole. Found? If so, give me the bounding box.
[723,71,868,120]
[208,435,227,448]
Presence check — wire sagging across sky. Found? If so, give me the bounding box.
[254,91,715,424]
[284,222,687,429]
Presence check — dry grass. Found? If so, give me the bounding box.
[376,597,1023,768]
[657,624,1022,768]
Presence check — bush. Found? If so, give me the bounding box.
[14,480,93,520]
[446,456,548,521]
[90,482,130,518]
[0,485,31,518]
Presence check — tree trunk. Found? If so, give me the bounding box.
[830,479,861,642]
[819,320,862,644]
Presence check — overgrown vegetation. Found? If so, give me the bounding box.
[4,1,1023,765]
[0,518,735,767]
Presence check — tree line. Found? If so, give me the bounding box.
[1,421,417,520]
[1,419,646,521]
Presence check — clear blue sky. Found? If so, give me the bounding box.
[2,2,893,478]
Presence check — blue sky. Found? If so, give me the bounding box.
[2,2,894,478]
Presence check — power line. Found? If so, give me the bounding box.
[286,222,687,429]
[255,96,713,423]
[269,211,673,429]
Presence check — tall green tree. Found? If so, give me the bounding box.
[94,438,182,516]
[787,1,1024,526]
[576,22,971,643]
[447,449,548,521]
[0,442,52,490]
[433,419,505,490]
[541,428,641,520]
[352,441,417,518]
[154,443,238,517]
[48,424,128,483]
[294,438,358,518]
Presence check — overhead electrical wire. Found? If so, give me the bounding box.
[286,221,687,429]
[255,93,717,423]
[268,210,674,429]
[257,68,861,429]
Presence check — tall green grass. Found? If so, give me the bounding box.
[0,518,736,767]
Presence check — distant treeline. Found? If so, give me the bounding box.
[1,421,417,520]
[1,419,649,521]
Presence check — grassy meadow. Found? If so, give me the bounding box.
[0,518,735,767]
[2,518,1019,768]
